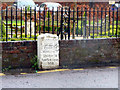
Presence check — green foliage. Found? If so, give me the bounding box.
[76,26,83,35]
[98,25,120,37]
[0,24,6,38]
[2,66,12,72]
[94,35,110,39]
[3,20,25,26]
[0,33,41,41]
[37,26,60,32]
[88,24,120,38]
[45,26,60,32]
[30,55,38,70]
[27,6,31,11]
[22,6,34,12]
[46,11,51,18]
[83,11,86,16]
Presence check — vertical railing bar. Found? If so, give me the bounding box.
[108,7,110,36]
[43,7,45,33]
[39,7,41,35]
[65,7,68,40]
[21,7,22,38]
[93,7,95,39]
[64,8,67,40]
[100,7,103,37]
[68,7,70,40]
[116,8,118,37]
[77,7,78,37]
[34,7,36,40]
[16,6,17,38]
[48,8,50,33]
[25,7,27,38]
[1,7,3,39]
[81,7,83,36]
[89,7,91,36]
[85,7,87,37]
[59,9,60,37]
[30,7,31,38]
[60,7,63,40]
[97,7,99,36]
[72,8,75,39]
[30,7,32,38]
[112,8,114,36]
[105,7,107,35]
[11,7,13,38]
[52,7,54,34]
[6,6,8,41]
[57,7,59,36]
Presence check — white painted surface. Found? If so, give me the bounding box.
[37,33,59,69]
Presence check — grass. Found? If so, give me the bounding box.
[3,20,25,26]
[78,20,120,25]
[114,21,120,24]
[0,33,38,41]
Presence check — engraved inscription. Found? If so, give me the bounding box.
[37,33,59,69]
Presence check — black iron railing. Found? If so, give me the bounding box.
[0,6,120,41]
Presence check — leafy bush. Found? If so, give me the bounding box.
[30,55,39,70]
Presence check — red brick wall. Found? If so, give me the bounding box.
[59,38,120,68]
[1,38,120,69]
[2,41,37,69]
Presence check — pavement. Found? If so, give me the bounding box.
[0,66,119,88]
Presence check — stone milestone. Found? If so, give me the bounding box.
[37,33,59,69]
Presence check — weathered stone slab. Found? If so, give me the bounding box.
[37,33,59,69]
